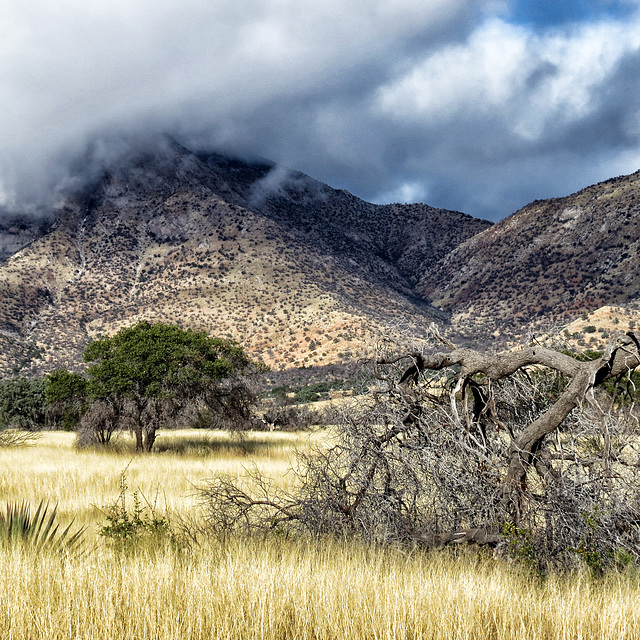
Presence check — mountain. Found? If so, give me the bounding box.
[421,170,640,341]
[0,136,490,376]
[0,214,52,263]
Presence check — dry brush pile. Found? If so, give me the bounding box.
[201,325,640,573]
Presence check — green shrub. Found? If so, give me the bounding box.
[0,377,46,430]
[500,521,539,573]
[99,472,172,549]
[569,509,609,577]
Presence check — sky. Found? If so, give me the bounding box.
[2,0,640,222]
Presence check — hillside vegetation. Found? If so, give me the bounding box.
[3,136,640,374]
[0,137,486,376]
[422,171,640,341]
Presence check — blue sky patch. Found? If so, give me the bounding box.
[508,0,637,28]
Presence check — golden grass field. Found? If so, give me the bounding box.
[1,430,640,640]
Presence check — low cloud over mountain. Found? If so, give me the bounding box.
[3,1,640,221]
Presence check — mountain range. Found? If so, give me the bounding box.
[1,135,639,376]
[0,136,487,375]
[421,170,640,341]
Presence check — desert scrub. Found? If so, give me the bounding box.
[99,471,172,550]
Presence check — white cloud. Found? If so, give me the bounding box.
[377,20,532,120]
[2,0,640,221]
[377,16,640,139]
[514,20,640,138]
[0,0,469,132]
[374,182,428,205]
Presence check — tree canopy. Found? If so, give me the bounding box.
[84,322,250,398]
[45,370,88,405]
[81,322,254,451]
[0,377,46,431]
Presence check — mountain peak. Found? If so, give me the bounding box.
[4,136,640,375]
[0,137,489,375]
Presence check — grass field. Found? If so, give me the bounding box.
[1,430,640,639]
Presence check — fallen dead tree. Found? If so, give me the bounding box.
[200,325,640,571]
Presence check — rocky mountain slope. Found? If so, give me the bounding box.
[422,170,640,341]
[0,215,51,263]
[0,136,489,375]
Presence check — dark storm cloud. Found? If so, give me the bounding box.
[2,0,640,221]
[0,0,475,212]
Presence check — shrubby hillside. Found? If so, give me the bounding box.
[3,135,640,375]
[0,136,487,375]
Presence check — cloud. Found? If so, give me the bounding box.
[370,13,640,217]
[0,0,475,211]
[2,0,640,221]
[374,182,428,206]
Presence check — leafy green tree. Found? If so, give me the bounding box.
[45,370,88,430]
[83,322,254,451]
[45,370,88,404]
[0,377,46,430]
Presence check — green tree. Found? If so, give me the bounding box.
[0,377,46,430]
[83,322,254,451]
[45,370,88,430]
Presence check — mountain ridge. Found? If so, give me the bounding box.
[422,168,640,340]
[4,135,640,378]
[0,137,488,375]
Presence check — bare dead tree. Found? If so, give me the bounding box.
[199,326,640,571]
[75,397,126,448]
[0,429,37,447]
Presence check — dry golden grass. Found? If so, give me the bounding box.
[2,537,640,640]
[1,430,639,639]
[0,430,313,535]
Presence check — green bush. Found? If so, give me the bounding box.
[569,509,609,577]
[500,521,540,574]
[45,369,88,430]
[0,377,46,430]
[271,380,348,405]
[99,472,172,549]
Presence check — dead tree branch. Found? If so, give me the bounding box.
[198,330,640,571]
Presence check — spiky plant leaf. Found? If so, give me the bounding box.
[0,501,85,552]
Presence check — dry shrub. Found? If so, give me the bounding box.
[199,331,640,573]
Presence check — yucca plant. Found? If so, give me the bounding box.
[0,501,85,553]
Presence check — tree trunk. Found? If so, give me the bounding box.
[380,326,640,530]
[132,398,147,452]
[143,427,156,453]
